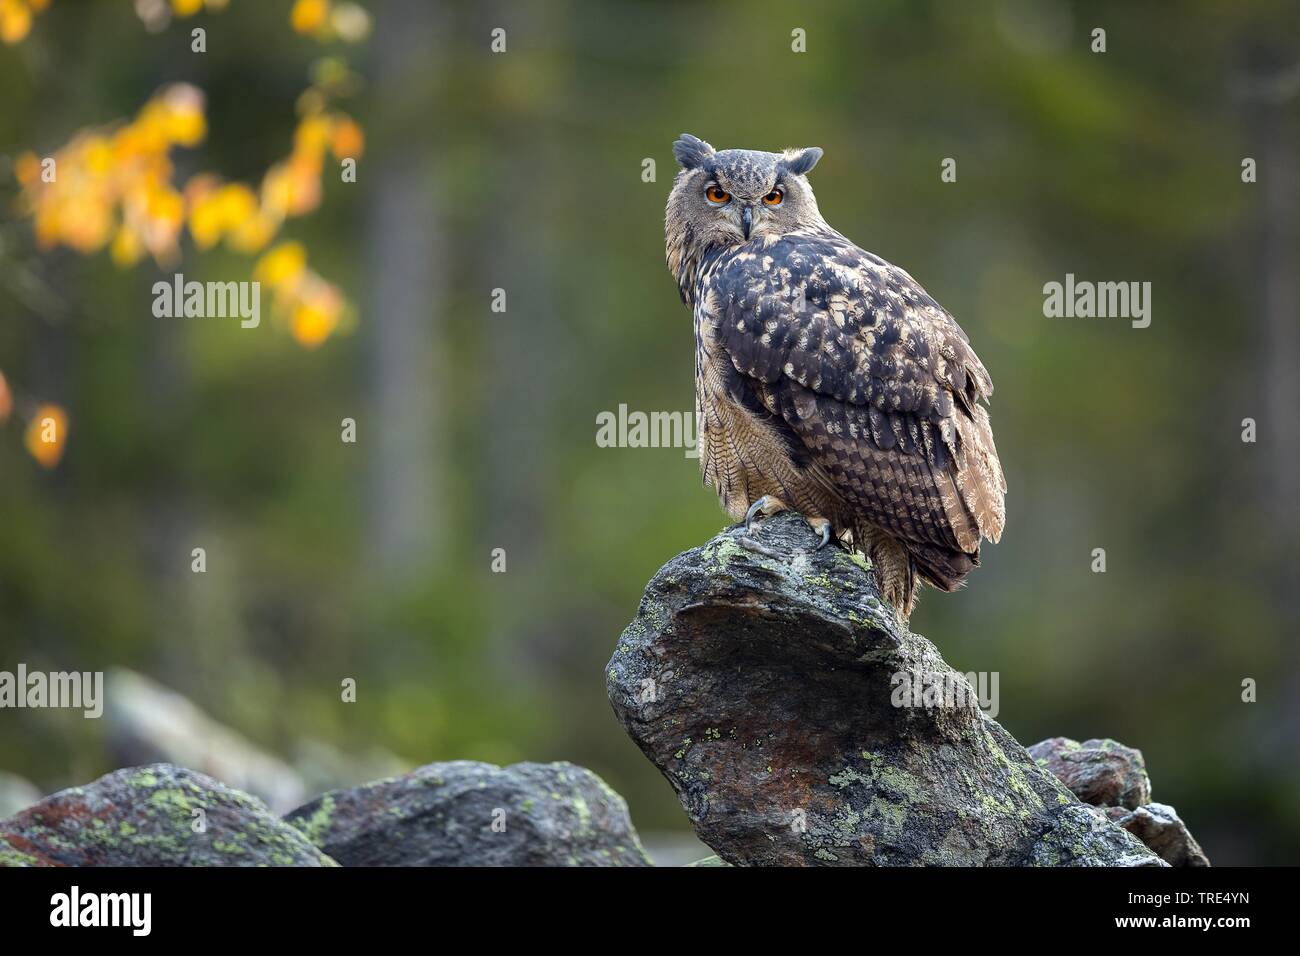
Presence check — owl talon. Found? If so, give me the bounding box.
[744,495,789,533]
[807,516,833,550]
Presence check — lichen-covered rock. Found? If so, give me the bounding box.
[1026,803,1166,867]
[284,760,651,866]
[1109,803,1210,867]
[0,763,336,866]
[606,514,1164,867]
[1027,738,1208,865]
[1027,737,1151,810]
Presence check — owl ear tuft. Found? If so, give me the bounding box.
[673,133,715,170]
[783,146,823,176]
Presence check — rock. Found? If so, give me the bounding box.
[606,514,1163,866]
[0,763,336,866]
[105,669,307,815]
[285,760,652,866]
[1110,803,1211,867]
[0,771,42,819]
[1027,737,1208,865]
[1026,737,1151,810]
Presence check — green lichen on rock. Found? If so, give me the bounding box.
[284,760,651,867]
[291,792,337,846]
[0,764,337,867]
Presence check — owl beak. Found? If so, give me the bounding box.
[740,204,754,240]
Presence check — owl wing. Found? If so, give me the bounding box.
[703,229,1005,569]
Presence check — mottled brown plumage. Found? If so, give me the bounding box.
[665,134,1005,619]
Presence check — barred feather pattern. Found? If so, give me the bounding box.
[691,227,1006,616]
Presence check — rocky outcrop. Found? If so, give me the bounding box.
[0,764,336,866]
[1106,803,1209,867]
[1029,737,1208,866]
[1,759,653,867]
[285,760,651,866]
[606,513,1164,866]
[1027,737,1151,809]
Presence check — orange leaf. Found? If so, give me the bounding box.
[25,403,68,469]
[330,117,365,159]
[290,0,329,35]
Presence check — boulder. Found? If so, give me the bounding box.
[1109,803,1210,867]
[0,763,336,866]
[1028,738,1209,866]
[606,514,1163,866]
[285,760,651,866]
[1026,737,1151,810]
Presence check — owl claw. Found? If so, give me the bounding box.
[744,495,789,533]
[807,516,833,549]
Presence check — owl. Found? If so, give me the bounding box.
[665,134,1005,620]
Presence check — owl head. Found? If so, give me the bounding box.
[665,134,825,253]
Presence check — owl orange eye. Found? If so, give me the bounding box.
[705,185,730,204]
[763,189,784,206]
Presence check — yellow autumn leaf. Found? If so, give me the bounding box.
[62,201,113,253]
[160,83,206,146]
[33,206,60,248]
[261,158,321,218]
[171,0,204,16]
[290,300,337,349]
[294,114,333,157]
[213,182,258,229]
[25,403,68,469]
[188,191,226,249]
[291,0,329,35]
[165,105,206,147]
[226,209,279,254]
[0,0,32,45]
[84,136,115,175]
[146,183,186,227]
[0,369,11,424]
[254,241,307,289]
[111,226,145,267]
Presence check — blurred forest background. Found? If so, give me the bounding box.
[1,0,1298,864]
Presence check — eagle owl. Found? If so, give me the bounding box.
[665,134,1005,620]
